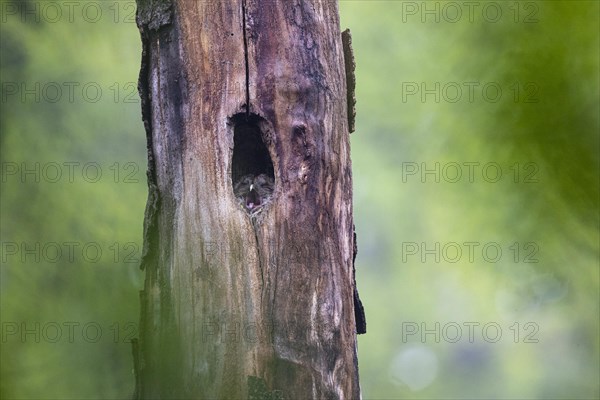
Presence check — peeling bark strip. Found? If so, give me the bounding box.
[130,338,140,400]
[134,0,362,398]
[342,29,356,133]
[353,227,367,334]
[136,0,173,272]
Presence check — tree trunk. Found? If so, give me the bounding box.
[134,0,362,398]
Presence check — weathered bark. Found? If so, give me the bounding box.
[134,0,362,398]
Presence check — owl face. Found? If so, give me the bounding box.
[233,173,274,213]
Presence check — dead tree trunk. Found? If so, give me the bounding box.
[134,0,363,398]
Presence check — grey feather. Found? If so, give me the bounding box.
[233,174,274,213]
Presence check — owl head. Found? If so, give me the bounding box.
[233,173,274,213]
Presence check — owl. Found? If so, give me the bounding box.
[233,173,274,213]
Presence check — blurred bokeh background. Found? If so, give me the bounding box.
[1,0,598,399]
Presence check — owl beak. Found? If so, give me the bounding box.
[249,183,254,191]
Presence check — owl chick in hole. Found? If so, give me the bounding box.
[233,173,274,214]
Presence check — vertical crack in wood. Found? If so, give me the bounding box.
[251,218,265,307]
[241,0,251,119]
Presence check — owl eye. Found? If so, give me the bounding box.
[240,175,253,185]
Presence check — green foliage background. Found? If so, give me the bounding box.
[0,0,598,398]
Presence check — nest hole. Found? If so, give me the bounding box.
[231,113,275,191]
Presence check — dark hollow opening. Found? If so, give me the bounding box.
[231,113,275,191]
